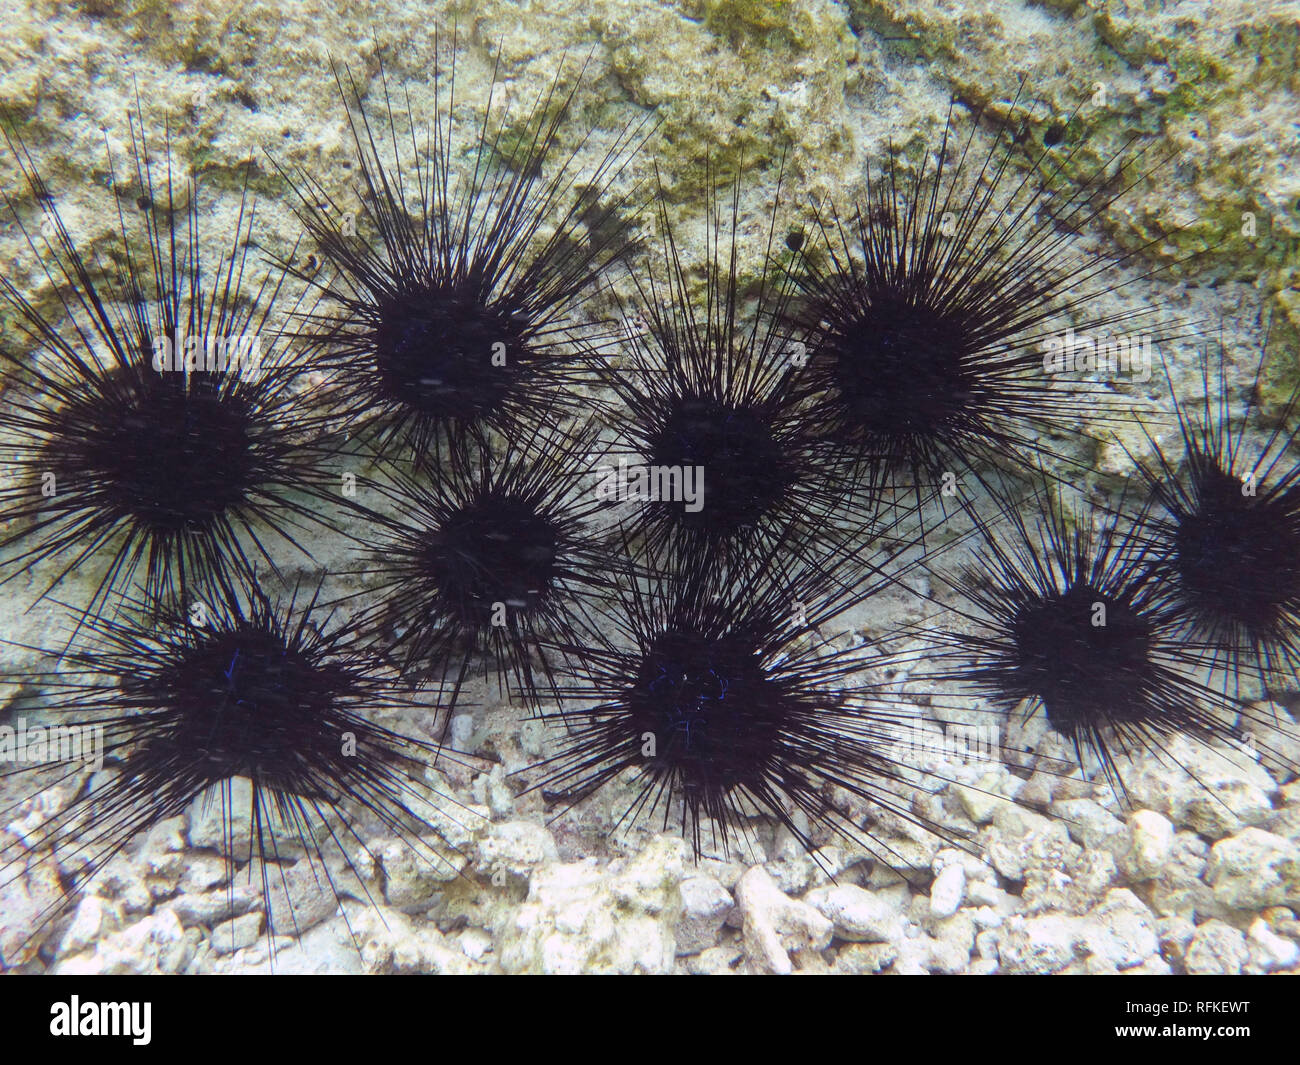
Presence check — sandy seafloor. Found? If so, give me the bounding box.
[0,0,1299,974]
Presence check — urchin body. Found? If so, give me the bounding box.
[523,546,996,866]
[926,484,1294,795]
[0,121,340,622]
[603,176,871,576]
[357,424,621,711]
[282,51,652,465]
[0,581,468,961]
[1128,357,1300,692]
[791,103,1166,494]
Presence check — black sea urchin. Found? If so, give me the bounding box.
[922,479,1297,798]
[0,577,474,966]
[597,170,878,575]
[1124,347,1300,697]
[281,43,653,465]
[354,420,623,713]
[520,537,1006,868]
[0,119,341,627]
[789,96,1167,497]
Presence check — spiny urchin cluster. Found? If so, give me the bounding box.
[0,38,1296,975]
